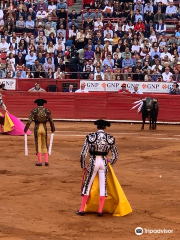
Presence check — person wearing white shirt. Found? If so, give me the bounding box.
[75,83,89,93]
[165,2,177,19]
[131,85,143,94]
[160,47,172,60]
[55,39,65,51]
[162,67,173,81]
[25,50,37,68]
[0,38,9,52]
[94,67,104,80]
[48,2,56,14]
[104,27,113,38]
[94,18,103,31]
[0,9,4,20]
[36,8,47,19]
[103,4,113,18]
[154,0,168,5]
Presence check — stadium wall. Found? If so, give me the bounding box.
[1,92,180,123]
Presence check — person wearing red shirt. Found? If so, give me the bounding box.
[134,19,145,32]
[118,83,130,93]
[83,0,94,8]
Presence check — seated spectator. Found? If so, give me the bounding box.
[34,65,46,78]
[102,54,114,70]
[88,73,94,81]
[118,83,130,93]
[54,67,62,79]
[6,65,15,78]
[46,67,54,79]
[113,1,122,18]
[37,0,47,11]
[169,83,180,95]
[15,51,26,66]
[122,53,133,69]
[15,71,23,79]
[103,2,113,18]
[113,53,122,69]
[151,47,161,59]
[68,10,82,21]
[5,8,16,22]
[154,10,165,23]
[45,17,56,30]
[104,66,115,80]
[15,7,26,21]
[84,45,94,61]
[37,52,46,65]
[151,69,161,81]
[25,50,36,69]
[26,15,35,32]
[162,67,173,81]
[64,84,75,92]
[131,85,143,94]
[57,0,67,11]
[133,68,145,81]
[135,9,143,22]
[47,41,55,53]
[156,19,166,36]
[26,68,34,78]
[93,9,103,21]
[28,83,46,92]
[36,7,47,20]
[134,18,145,33]
[56,58,65,72]
[45,24,56,37]
[14,65,26,78]
[75,83,89,93]
[165,2,177,19]
[48,1,56,14]
[36,16,45,29]
[0,66,5,78]
[82,65,92,79]
[0,38,9,52]
[94,67,104,80]
[43,57,55,72]
[26,8,36,21]
[32,59,41,72]
[160,47,172,61]
[173,68,180,82]
[36,31,47,44]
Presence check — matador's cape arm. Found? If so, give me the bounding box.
[24,111,34,133]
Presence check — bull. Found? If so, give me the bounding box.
[141,97,159,130]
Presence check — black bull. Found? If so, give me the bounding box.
[141,97,159,130]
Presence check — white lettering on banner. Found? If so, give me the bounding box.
[0,79,16,90]
[81,81,174,93]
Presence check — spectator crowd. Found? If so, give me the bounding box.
[0,0,180,84]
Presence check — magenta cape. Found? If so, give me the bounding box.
[0,113,31,136]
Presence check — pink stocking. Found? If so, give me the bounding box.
[79,195,89,212]
[98,196,105,213]
[37,153,41,163]
[44,153,48,163]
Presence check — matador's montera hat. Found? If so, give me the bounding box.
[94,119,111,127]
[34,99,47,106]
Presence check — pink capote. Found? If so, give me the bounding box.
[0,113,31,136]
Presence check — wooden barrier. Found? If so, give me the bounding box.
[1,92,180,122]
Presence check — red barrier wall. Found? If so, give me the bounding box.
[16,79,80,92]
[1,92,180,122]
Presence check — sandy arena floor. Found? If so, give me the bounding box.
[0,122,180,240]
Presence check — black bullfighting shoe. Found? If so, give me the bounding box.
[35,162,42,166]
[45,162,49,166]
[97,212,103,217]
[76,211,85,216]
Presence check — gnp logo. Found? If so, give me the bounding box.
[102,83,107,91]
[142,84,147,89]
[162,84,167,89]
[135,227,143,235]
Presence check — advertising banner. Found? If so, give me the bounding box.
[80,81,174,93]
[0,79,16,90]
